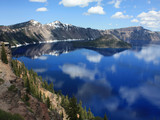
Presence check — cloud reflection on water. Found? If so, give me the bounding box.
[134,45,160,65]
[119,77,160,108]
[60,63,98,81]
[83,52,103,63]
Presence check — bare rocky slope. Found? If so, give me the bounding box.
[0,46,67,120]
[0,20,102,46]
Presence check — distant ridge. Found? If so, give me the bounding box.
[0,20,160,46]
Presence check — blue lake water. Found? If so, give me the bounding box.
[12,43,160,120]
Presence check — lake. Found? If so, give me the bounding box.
[12,42,160,120]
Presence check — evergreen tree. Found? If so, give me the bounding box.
[104,113,108,120]
[39,91,42,101]
[84,106,88,119]
[78,101,85,120]
[1,43,8,64]
[26,77,30,94]
[49,82,54,93]
[46,96,51,109]
[67,96,80,120]
[88,108,94,120]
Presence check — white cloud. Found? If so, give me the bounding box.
[33,68,47,73]
[36,7,48,12]
[111,12,133,19]
[119,79,160,108]
[35,55,48,60]
[134,45,160,65]
[137,10,160,29]
[119,87,139,105]
[59,0,102,7]
[60,64,97,80]
[131,19,139,23]
[105,98,119,111]
[148,0,151,4]
[108,0,122,8]
[29,0,47,2]
[84,6,105,15]
[84,53,103,63]
[111,65,116,73]
[76,80,112,101]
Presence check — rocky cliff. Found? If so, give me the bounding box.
[105,26,160,45]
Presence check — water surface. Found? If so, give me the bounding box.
[12,43,160,120]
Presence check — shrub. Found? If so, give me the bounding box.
[8,85,18,92]
[1,43,8,64]
[0,78,4,85]
[0,109,24,120]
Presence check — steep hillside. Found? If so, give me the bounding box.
[0,20,102,46]
[106,26,160,45]
[0,46,64,120]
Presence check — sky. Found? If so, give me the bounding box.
[0,0,160,31]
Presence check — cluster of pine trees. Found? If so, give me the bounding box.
[11,60,53,109]
[0,43,8,64]
[11,60,108,120]
[61,95,108,120]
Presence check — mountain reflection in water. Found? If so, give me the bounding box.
[12,43,160,120]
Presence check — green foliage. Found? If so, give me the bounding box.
[104,113,108,120]
[66,96,80,120]
[1,43,8,64]
[0,78,4,85]
[8,85,18,92]
[26,77,30,94]
[42,80,54,93]
[22,94,30,106]
[88,108,94,120]
[94,116,103,120]
[0,109,24,120]
[11,60,43,99]
[39,91,42,101]
[46,96,51,109]
[72,35,131,48]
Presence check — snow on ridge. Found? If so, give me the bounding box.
[46,21,73,28]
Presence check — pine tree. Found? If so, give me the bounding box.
[49,82,54,93]
[78,101,85,120]
[26,77,30,94]
[67,96,80,120]
[46,96,51,109]
[1,43,8,64]
[88,108,94,120]
[84,106,88,119]
[104,113,108,120]
[39,91,42,101]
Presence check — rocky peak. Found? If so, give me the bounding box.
[29,19,40,26]
[9,19,41,29]
[46,20,73,28]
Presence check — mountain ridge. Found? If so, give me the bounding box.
[0,20,160,46]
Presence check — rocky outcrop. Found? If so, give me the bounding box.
[105,26,160,45]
